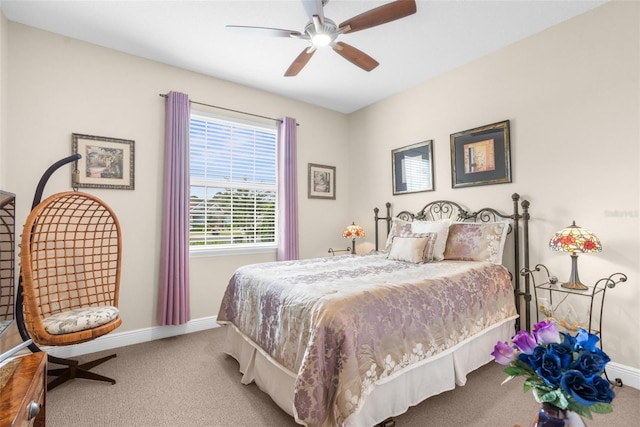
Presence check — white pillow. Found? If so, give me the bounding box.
[410,218,452,261]
[387,235,433,263]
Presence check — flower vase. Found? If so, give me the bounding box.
[530,403,586,427]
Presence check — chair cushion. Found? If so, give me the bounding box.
[43,306,120,335]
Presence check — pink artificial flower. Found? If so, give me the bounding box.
[491,341,516,365]
[511,330,537,355]
[533,321,561,344]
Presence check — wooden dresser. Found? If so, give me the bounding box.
[0,352,46,427]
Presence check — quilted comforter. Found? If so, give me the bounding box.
[217,253,517,426]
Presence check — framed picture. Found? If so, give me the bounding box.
[308,163,335,199]
[392,140,434,195]
[72,133,135,190]
[450,120,511,188]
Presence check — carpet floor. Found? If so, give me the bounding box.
[46,327,640,426]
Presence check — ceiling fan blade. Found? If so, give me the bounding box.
[226,25,302,38]
[339,0,416,34]
[285,48,316,77]
[332,42,379,72]
[302,0,326,23]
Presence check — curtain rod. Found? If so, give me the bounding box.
[159,93,299,126]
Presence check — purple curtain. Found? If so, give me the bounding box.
[277,117,299,261]
[159,91,191,325]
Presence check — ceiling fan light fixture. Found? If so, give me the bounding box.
[228,0,417,76]
[311,33,332,47]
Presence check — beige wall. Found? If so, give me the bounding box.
[2,22,350,331]
[0,12,7,187]
[348,1,639,368]
[0,1,638,370]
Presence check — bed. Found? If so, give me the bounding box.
[217,193,531,427]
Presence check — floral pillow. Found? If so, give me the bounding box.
[443,221,510,264]
[383,218,413,252]
[387,233,437,263]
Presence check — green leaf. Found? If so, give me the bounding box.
[501,375,516,386]
[590,402,613,414]
[512,359,536,373]
[554,391,568,409]
[539,391,557,403]
[523,378,545,392]
[526,380,551,392]
[564,396,595,420]
[504,365,530,377]
[530,388,570,411]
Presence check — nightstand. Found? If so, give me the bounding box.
[521,264,627,385]
[0,352,47,426]
[328,247,352,256]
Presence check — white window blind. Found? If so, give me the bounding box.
[189,113,277,250]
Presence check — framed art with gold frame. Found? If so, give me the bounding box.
[392,140,434,195]
[308,163,335,199]
[450,120,511,188]
[72,133,135,190]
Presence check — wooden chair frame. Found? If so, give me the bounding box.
[20,190,122,390]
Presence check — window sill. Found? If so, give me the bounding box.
[189,245,277,258]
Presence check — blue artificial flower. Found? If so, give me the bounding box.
[491,321,615,418]
[592,374,615,403]
[519,345,547,371]
[575,328,600,352]
[591,346,611,367]
[537,352,563,387]
[561,331,577,350]
[548,342,573,369]
[572,350,609,377]
[560,370,599,406]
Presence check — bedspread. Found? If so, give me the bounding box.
[217,253,517,426]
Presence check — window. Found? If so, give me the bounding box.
[189,112,277,253]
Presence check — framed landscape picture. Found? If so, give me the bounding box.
[392,140,434,195]
[450,120,511,188]
[72,133,135,190]
[308,163,335,199]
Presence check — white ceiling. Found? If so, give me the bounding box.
[1,0,606,113]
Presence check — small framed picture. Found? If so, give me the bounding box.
[450,120,511,188]
[308,163,335,199]
[72,133,135,190]
[392,140,434,195]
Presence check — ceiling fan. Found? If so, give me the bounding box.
[226,0,417,77]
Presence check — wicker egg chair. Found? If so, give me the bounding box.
[19,191,122,390]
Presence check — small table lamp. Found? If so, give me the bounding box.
[549,221,602,290]
[343,222,365,254]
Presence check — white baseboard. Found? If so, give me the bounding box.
[43,316,220,359]
[41,316,640,391]
[606,361,640,390]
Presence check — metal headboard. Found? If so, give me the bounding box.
[374,193,531,331]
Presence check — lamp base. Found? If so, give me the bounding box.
[560,252,589,290]
[560,281,589,291]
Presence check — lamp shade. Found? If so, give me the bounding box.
[549,221,602,253]
[549,221,601,290]
[343,222,365,240]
